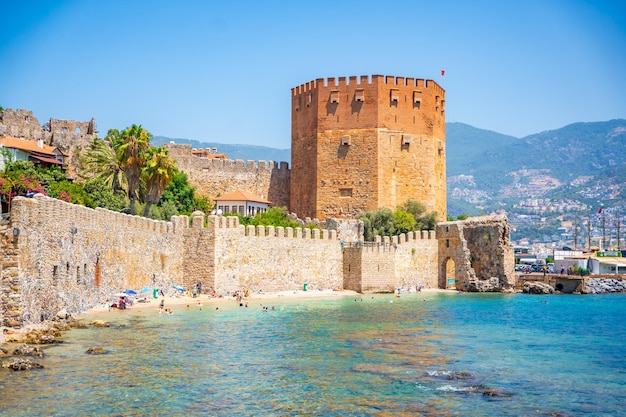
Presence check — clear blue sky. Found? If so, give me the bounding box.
[2,0,625,149]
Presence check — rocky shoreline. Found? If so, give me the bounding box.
[583,278,626,293]
[522,277,626,294]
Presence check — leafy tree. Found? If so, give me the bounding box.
[393,209,416,234]
[456,214,470,220]
[401,199,437,230]
[0,160,47,211]
[80,130,127,196]
[233,206,304,229]
[192,195,211,213]
[157,200,180,220]
[357,200,439,241]
[141,146,177,216]
[118,125,151,214]
[82,177,126,211]
[47,180,94,206]
[158,172,196,214]
[358,207,396,241]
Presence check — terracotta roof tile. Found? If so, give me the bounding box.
[214,190,271,204]
[0,137,57,156]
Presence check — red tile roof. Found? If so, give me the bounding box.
[214,190,271,204]
[0,137,57,156]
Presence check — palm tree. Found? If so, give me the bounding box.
[118,125,151,215]
[80,129,127,195]
[142,147,177,217]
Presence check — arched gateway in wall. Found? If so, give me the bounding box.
[437,215,515,292]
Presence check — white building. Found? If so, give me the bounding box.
[214,190,271,216]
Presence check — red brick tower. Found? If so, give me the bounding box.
[290,75,446,221]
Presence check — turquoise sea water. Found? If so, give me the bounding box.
[1,292,625,416]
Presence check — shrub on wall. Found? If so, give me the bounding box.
[358,199,438,241]
[233,206,308,229]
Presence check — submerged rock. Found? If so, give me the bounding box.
[23,326,64,344]
[90,320,110,328]
[86,346,108,355]
[12,344,44,357]
[1,358,44,371]
[69,320,87,329]
[425,370,475,380]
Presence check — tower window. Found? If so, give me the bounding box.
[390,89,399,102]
[339,188,353,197]
[355,88,364,102]
[413,91,422,108]
[330,90,340,104]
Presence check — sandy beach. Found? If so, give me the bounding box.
[83,287,450,318]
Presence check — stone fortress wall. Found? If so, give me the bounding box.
[2,194,394,327]
[164,143,291,209]
[343,231,439,293]
[0,193,466,327]
[3,195,186,326]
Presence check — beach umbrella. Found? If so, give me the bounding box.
[139,287,152,293]
[124,289,137,295]
[172,285,184,292]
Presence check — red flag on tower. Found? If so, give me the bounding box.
[441,70,445,76]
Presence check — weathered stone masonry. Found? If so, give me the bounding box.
[290,75,446,221]
[165,143,290,209]
[0,195,480,327]
[437,215,515,292]
[0,108,96,179]
[343,232,439,293]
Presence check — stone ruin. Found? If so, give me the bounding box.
[437,214,515,292]
[0,108,96,178]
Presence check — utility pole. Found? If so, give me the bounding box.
[587,217,591,251]
[617,214,622,252]
[602,212,606,251]
[573,224,578,250]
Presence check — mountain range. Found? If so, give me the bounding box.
[154,119,626,242]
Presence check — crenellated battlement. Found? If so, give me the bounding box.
[12,194,176,235]
[291,74,443,96]
[187,213,338,240]
[165,143,289,172]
